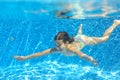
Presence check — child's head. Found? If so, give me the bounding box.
[54,31,74,44]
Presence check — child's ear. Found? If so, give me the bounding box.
[66,41,69,44]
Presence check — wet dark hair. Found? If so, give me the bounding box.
[54,31,74,43]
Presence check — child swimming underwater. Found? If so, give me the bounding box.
[14,20,120,66]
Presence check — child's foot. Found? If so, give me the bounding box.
[114,20,120,25]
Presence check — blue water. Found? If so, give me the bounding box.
[0,0,120,80]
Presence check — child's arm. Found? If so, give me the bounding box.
[67,45,97,66]
[76,51,97,66]
[14,48,60,61]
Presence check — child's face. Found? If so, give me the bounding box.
[55,40,63,47]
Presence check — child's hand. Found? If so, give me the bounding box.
[13,56,27,61]
[90,56,98,66]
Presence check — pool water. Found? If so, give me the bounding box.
[0,0,120,80]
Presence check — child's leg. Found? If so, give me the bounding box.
[77,24,82,35]
[103,20,120,37]
[84,20,120,45]
[83,36,108,45]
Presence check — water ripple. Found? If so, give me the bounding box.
[0,60,120,80]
